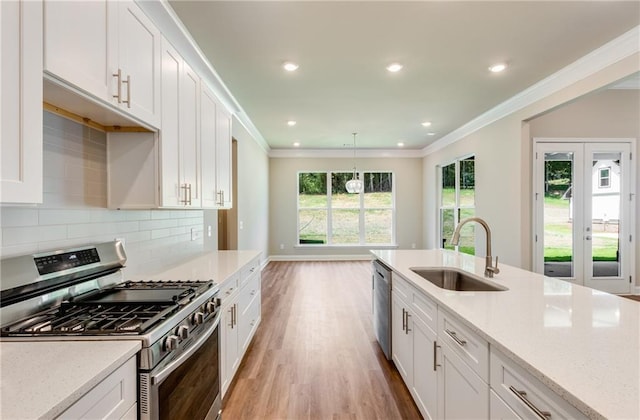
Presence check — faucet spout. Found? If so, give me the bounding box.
[450,217,500,278]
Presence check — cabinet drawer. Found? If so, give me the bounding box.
[392,272,412,302]
[239,292,261,352]
[490,348,586,420]
[240,257,260,286]
[58,357,136,420]
[438,309,489,382]
[409,287,437,332]
[239,271,261,312]
[219,272,240,302]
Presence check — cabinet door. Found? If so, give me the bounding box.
[437,342,489,420]
[215,105,233,208]
[221,302,239,397]
[43,0,115,101]
[117,0,161,127]
[180,62,201,207]
[1,0,43,204]
[159,39,182,207]
[200,85,218,208]
[490,390,521,420]
[391,292,412,385]
[412,318,438,420]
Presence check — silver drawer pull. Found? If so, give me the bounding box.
[509,386,552,419]
[445,329,467,346]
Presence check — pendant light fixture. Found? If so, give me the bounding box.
[345,132,363,194]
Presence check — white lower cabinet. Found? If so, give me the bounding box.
[490,348,586,419]
[437,339,489,419]
[57,356,136,420]
[391,271,587,420]
[490,390,521,420]
[220,257,262,397]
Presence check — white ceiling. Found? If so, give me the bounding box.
[168,1,640,151]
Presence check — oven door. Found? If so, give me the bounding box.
[140,312,221,420]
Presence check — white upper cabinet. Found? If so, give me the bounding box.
[200,84,218,208]
[1,0,43,204]
[43,0,161,128]
[216,105,233,208]
[115,1,161,127]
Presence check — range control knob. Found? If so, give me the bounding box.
[206,300,217,314]
[192,311,205,325]
[164,335,179,352]
[177,325,189,339]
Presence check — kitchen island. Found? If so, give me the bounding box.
[371,249,639,420]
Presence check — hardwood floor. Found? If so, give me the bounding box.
[222,261,422,420]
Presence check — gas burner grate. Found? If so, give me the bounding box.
[2,302,178,336]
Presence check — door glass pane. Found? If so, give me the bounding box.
[459,156,475,207]
[543,153,574,278]
[441,163,455,206]
[441,209,455,250]
[591,152,621,277]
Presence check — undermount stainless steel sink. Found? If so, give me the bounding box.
[409,267,508,292]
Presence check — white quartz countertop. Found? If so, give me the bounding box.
[125,250,261,285]
[371,249,640,420]
[0,340,140,420]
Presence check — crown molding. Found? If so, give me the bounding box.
[422,25,640,157]
[138,0,271,154]
[268,148,424,158]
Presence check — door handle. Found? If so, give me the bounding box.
[585,235,592,241]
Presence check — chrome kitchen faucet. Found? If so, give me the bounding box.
[451,217,500,278]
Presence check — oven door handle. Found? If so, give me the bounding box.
[151,311,221,386]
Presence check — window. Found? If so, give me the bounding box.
[599,167,610,188]
[439,156,475,255]
[298,171,394,245]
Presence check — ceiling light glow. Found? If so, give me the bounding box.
[427,132,436,136]
[293,142,300,147]
[283,62,299,72]
[489,63,507,73]
[386,63,403,73]
[287,120,297,126]
[397,142,405,147]
[421,121,432,127]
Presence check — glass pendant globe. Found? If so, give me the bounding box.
[345,178,363,194]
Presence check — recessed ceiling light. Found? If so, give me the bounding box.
[283,62,299,72]
[293,142,300,147]
[287,120,297,126]
[421,121,432,127]
[427,132,436,136]
[386,63,403,73]
[397,142,405,147]
[488,63,507,73]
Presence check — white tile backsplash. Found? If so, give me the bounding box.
[0,112,205,274]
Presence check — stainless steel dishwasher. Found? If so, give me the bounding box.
[372,259,391,360]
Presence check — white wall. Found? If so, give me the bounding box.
[422,54,639,284]
[233,117,269,262]
[269,156,423,258]
[0,112,205,276]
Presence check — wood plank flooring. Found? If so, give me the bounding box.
[222,261,421,420]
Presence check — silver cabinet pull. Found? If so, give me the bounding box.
[187,183,192,205]
[401,308,406,332]
[433,341,441,371]
[405,312,411,334]
[122,74,131,108]
[445,329,467,347]
[113,69,122,103]
[228,306,234,328]
[180,184,189,205]
[509,386,552,419]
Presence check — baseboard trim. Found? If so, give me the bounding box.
[634,286,640,295]
[267,254,373,263]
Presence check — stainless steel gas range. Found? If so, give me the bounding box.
[0,241,222,420]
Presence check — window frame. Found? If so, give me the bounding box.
[297,170,396,247]
[598,167,611,188]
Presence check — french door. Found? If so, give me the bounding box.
[534,139,635,294]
